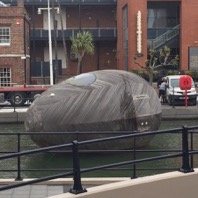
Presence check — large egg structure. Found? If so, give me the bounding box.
[25,70,162,149]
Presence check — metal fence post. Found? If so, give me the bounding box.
[180,126,194,173]
[70,140,87,194]
[15,133,23,181]
[13,92,16,112]
[131,137,137,179]
[172,87,175,108]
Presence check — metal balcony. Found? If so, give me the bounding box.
[31,28,117,41]
[7,0,117,6]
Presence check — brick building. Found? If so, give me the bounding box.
[1,0,198,85]
[27,0,117,84]
[0,0,30,86]
[117,0,198,73]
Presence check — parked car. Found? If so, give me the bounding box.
[165,75,197,106]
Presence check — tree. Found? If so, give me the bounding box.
[70,31,95,75]
[134,46,179,85]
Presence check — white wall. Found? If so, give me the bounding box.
[43,8,66,30]
[44,46,67,68]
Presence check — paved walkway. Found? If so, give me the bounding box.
[0,184,67,198]
[0,181,98,198]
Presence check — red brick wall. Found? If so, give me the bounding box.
[27,6,43,29]
[128,0,147,71]
[0,8,25,54]
[0,58,24,84]
[180,0,198,70]
[117,0,148,71]
[0,7,30,84]
[66,6,116,28]
[117,0,198,72]
[116,0,127,70]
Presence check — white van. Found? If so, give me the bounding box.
[165,75,197,105]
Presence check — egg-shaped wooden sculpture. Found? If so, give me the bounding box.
[25,70,162,149]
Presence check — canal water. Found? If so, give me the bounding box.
[0,120,198,179]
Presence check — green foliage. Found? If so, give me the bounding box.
[131,70,149,82]
[71,31,94,57]
[70,31,95,74]
[185,70,198,82]
[131,69,182,82]
[134,46,179,84]
[132,68,198,83]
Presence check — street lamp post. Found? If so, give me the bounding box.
[38,1,60,85]
[38,0,55,85]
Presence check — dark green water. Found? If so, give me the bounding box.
[0,120,197,178]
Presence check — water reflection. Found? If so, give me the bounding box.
[0,120,197,178]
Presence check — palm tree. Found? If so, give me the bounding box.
[70,31,95,75]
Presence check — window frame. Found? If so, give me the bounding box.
[0,27,11,46]
[0,68,12,87]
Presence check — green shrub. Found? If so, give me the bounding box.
[131,69,198,83]
[185,70,198,82]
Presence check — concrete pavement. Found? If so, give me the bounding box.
[161,103,198,119]
[0,184,65,198]
[0,178,124,198]
[0,106,27,123]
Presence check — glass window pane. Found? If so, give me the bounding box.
[0,27,10,45]
[0,68,12,86]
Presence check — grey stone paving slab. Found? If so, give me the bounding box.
[13,187,30,195]
[0,195,12,198]
[30,185,47,195]
[0,188,13,195]
[47,185,64,197]
[30,195,45,198]
[12,195,29,198]
[0,185,65,198]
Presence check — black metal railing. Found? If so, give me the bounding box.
[0,125,197,194]
[31,28,117,41]
[7,0,117,6]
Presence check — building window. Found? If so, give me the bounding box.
[0,27,10,45]
[147,3,180,39]
[189,47,198,70]
[123,5,128,71]
[0,68,11,86]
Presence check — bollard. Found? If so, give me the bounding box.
[179,126,194,173]
[70,140,87,194]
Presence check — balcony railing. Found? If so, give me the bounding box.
[31,28,117,41]
[148,25,180,50]
[7,0,117,6]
